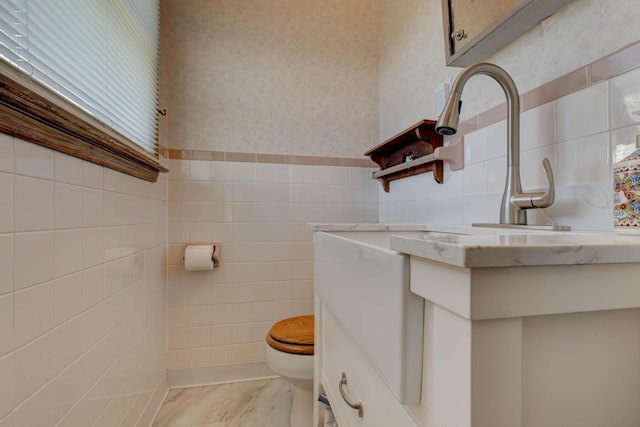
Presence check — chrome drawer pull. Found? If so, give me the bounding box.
[339,371,363,418]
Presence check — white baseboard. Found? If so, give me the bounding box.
[136,371,169,427]
[167,361,278,389]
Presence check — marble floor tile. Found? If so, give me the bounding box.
[152,379,294,427]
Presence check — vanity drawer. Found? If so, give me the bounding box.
[321,306,418,427]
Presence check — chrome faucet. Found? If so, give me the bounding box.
[435,62,555,225]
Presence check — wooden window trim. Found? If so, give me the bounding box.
[0,70,168,182]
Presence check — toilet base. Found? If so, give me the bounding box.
[290,386,313,427]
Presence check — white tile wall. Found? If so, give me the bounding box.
[0,136,167,427]
[381,66,640,231]
[167,159,378,369]
[610,67,640,130]
[556,82,609,142]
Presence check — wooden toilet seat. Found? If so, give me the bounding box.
[266,315,314,355]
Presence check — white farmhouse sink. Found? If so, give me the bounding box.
[314,230,426,404]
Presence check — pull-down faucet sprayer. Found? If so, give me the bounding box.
[435,62,555,226]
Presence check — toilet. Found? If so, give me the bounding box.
[266,315,314,427]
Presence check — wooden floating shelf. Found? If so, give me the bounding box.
[365,119,444,192]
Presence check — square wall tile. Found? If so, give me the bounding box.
[168,181,191,202]
[0,133,13,173]
[464,128,487,164]
[274,164,293,183]
[168,328,188,350]
[210,161,234,182]
[168,307,189,329]
[0,235,12,296]
[14,281,54,347]
[330,185,349,204]
[312,166,332,185]
[103,168,122,192]
[168,159,190,181]
[292,165,313,184]
[190,160,211,181]
[293,299,313,316]
[14,231,55,291]
[82,161,103,189]
[188,326,212,347]
[253,302,274,321]
[557,133,610,187]
[54,152,83,185]
[294,184,313,203]
[232,163,255,183]
[556,82,608,142]
[520,102,556,151]
[487,157,507,194]
[82,266,104,310]
[233,182,257,202]
[187,347,211,367]
[54,230,83,278]
[0,354,11,418]
[52,314,86,374]
[102,192,123,227]
[610,67,640,130]
[53,273,84,325]
[14,140,54,179]
[168,202,190,223]
[486,120,507,159]
[611,126,640,163]
[82,188,104,228]
[463,162,487,195]
[14,176,54,232]
[12,330,56,407]
[0,295,13,356]
[273,183,293,203]
[331,167,349,185]
[255,163,276,183]
[55,183,82,230]
[211,325,233,346]
[82,228,105,269]
[168,349,188,370]
[313,185,331,204]
[231,324,252,344]
[0,173,13,233]
[349,167,368,187]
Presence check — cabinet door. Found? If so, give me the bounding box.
[320,306,418,427]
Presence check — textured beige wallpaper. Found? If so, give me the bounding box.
[161,0,379,158]
[379,0,640,139]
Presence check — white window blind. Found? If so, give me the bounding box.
[0,0,160,154]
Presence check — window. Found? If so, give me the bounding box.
[0,0,167,181]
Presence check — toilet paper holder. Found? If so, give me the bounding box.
[183,242,221,267]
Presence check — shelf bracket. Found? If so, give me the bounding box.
[364,119,446,192]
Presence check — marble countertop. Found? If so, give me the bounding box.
[309,223,640,268]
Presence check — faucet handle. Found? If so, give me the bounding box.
[511,157,555,209]
[533,157,555,208]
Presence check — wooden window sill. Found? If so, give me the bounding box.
[0,71,168,182]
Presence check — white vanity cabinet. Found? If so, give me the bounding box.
[395,235,640,427]
[311,227,426,427]
[312,224,640,427]
[315,305,419,427]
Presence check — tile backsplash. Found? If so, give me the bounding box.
[380,65,640,231]
[0,135,167,426]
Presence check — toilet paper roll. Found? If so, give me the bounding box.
[184,244,214,271]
